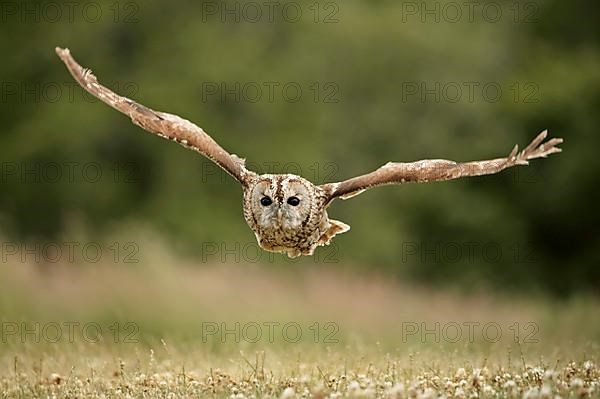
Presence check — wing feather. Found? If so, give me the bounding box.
[321,130,563,202]
[55,47,256,186]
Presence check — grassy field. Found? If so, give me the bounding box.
[1,233,599,398]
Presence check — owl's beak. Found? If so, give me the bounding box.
[277,208,283,224]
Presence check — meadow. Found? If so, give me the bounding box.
[1,231,598,398]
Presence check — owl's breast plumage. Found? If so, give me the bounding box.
[252,210,332,257]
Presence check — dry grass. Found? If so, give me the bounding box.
[2,348,599,398]
[0,231,598,397]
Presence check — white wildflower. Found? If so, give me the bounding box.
[385,383,405,398]
[570,378,584,389]
[540,384,552,399]
[543,370,556,382]
[280,387,295,399]
[584,361,595,371]
[482,385,494,395]
[348,381,361,391]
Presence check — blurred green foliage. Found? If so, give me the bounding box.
[0,0,599,296]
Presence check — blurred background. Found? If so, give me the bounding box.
[0,0,599,366]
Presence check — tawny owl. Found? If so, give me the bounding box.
[56,48,563,258]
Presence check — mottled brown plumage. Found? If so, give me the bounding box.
[56,47,563,258]
[242,174,348,257]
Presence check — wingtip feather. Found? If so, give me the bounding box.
[55,47,69,58]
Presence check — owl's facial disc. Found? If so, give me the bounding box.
[250,175,313,231]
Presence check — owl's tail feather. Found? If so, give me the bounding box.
[319,219,351,247]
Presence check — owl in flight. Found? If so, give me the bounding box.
[56,47,563,258]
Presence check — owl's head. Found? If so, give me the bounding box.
[244,174,320,231]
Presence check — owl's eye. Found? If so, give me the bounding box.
[287,196,300,206]
[260,196,273,206]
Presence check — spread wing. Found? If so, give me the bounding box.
[320,130,563,202]
[55,47,256,186]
